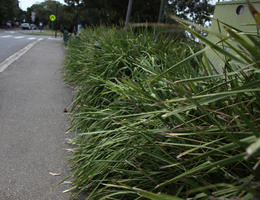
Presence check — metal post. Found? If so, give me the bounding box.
[52,21,54,37]
[55,3,58,38]
[73,3,79,35]
[76,4,79,34]
[158,0,166,23]
[154,0,167,43]
[125,0,133,31]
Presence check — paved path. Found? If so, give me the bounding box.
[0,39,72,199]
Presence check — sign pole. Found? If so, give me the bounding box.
[124,0,133,31]
[55,3,58,38]
[49,14,56,37]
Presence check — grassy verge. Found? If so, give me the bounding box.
[64,23,260,200]
[24,30,63,36]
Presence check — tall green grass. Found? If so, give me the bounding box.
[64,21,260,200]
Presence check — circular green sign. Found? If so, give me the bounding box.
[50,15,56,21]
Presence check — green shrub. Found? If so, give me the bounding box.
[64,23,260,200]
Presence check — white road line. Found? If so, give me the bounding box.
[28,37,36,40]
[38,38,44,41]
[14,36,25,39]
[1,35,12,38]
[5,31,16,34]
[48,37,62,40]
[0,40,40,73]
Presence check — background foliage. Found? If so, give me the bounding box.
[64,0,214,26]
[7,0,213,31]
[0,0,23,26]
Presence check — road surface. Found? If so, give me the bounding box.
[0,30,58,63]
[0,33,72,199]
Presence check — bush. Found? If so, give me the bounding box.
[64,24,260,200]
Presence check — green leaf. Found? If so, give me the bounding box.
[149,48,207,83]
[247,0,260,27]
[156,153,246,189]
[139,190,184,200]
[225,26,260,62]
[104,184,184,200]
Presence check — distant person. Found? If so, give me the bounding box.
[77,24,82,36]
[39,22,43,31]
[6,22,12,28]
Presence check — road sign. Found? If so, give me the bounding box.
[50,15,56,21]
[31,12,36,22]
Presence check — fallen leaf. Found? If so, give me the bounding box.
[49,172,61,176]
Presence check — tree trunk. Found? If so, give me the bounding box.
[124,0,133,31]
[158,0,166,23]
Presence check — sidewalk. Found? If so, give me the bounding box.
[0,40,72,199]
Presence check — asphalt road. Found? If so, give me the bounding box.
[0,38,72,199]
[0,29,54,63]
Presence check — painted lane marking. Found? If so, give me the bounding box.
[28,37,36,40]
[14,36,25,39]
[5,31,16,34]
[47,37,62,40]
[1,35,12,38]
[0,40,40,73]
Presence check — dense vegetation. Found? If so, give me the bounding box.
[62,1,260,199]
[0,0,23,26]
[26,1,74,30]
[21,0,213,32]
[64,0,213,26]
[63,17,260,199]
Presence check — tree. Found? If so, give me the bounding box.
[125,0,133,30]
[26,1,60,25]
[0,0,21,26]
[63,0,213,26]
[167,0,214,24]
[25,0,75,31]
[63,0,161,26]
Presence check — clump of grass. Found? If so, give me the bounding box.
[64,19,260,200]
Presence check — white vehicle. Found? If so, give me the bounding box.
[20,23,30,29]
[30,24,37,30]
